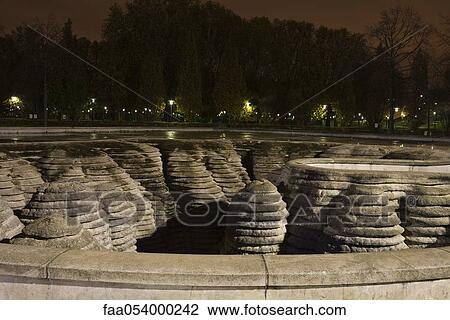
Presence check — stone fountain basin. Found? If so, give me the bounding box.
[0,243,449,299]
[309,162,450,174]
[287,158,450,184]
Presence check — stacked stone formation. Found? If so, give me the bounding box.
[253,144,288,185]
[166,151,226,253]
[130,143,176,224]
[0,153,44,202]
[101,191,138,252]
[284,173,407,253]
[218,149,251,185]
[10,160,44,202]
[206,153,246,201]
[0,200,24,241]
[8,149,45,165]
[19,181,113,250]
[38,148,155,243]
[283,193,327,254]
[79,152,155,240]
[37,149,74,180]
[11,215,100,250]
[0,167,26,211]
[403,185,450,248]
[320,144,386,159]
[322,189,407,253]
[57,166,115,248]
[102,143,174,228]
[58,165,85,182]
[283,174,337,253]
[224,180,288,255]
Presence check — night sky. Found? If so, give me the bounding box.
[0,0,447,39]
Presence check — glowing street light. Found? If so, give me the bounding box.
[9,96,21,104]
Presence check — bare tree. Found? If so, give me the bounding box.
[438,16,450,64]
[369,6,429,133]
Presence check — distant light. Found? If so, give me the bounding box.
[168,100,175,106]
[394,108,399,112]
[435,102,438,106]
[358,113,361,117]
[167,131,176,140]
[420,94,424,98]
[433,111,437,116]
[361,116,364,120]
[418,108,421,111]
[104,106,108,110]
[144,108,148,111]
[9,96,21,104]
[277,114,280,117]
[91,98,96,103]
[122,109,126,112]
[135,110,138,113]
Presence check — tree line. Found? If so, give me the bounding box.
[0,0,449,131]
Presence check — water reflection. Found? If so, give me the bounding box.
[167,131,176,140]
[241,133,253,140]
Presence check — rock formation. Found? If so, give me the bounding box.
[403,185,450,248]
[101,142,175,227]
[253,144,288,184]
[224,180,288,255]
[37,148,156,247]
[206,153,246,201]
[166,150,226,253]
[0,167,26,211]
[283,159,410,253]
[11,214,100,250]
[0,152,44,202]
[0,200,24,241]
[19,181,113,249]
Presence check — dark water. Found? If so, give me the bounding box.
[0,129,449,151]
